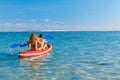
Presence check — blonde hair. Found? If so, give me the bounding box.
[29,34,38,44]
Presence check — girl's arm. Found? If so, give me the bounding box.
[35,40,38,50]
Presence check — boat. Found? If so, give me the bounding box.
[19,44,52,59]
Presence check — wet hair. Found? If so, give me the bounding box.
[39,33,43,38]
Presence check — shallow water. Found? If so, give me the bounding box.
[0,31,120,80]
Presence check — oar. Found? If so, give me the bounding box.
[10,43,27,48]
[10,34,54,48]
[44,34,54,40]
[19,43,27,47]
[10,44,19,48]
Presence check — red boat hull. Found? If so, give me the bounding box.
[19,44,52,59]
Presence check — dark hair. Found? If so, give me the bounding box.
[39,34,43,38]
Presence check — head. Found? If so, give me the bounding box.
[39,33,43,38]
[29,34,38,44]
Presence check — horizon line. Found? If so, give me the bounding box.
[0,30,120,32]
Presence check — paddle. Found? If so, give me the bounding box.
[43,34,54,40]
[10,44,19,48]
[19,43,27,47]
[10,34,54,48]
[10,43,27,48]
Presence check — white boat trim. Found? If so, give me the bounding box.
[20,45,52,56]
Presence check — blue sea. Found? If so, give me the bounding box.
[0,31,120,80]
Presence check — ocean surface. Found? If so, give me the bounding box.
[0,31,120,80]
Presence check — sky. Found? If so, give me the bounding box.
[0,0,120,31]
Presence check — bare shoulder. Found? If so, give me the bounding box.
[43,39,46,42]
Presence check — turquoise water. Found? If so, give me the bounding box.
[0,31,120,80]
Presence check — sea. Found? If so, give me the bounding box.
[0,31,120,80]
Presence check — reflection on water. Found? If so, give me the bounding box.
[19,55,50,80]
